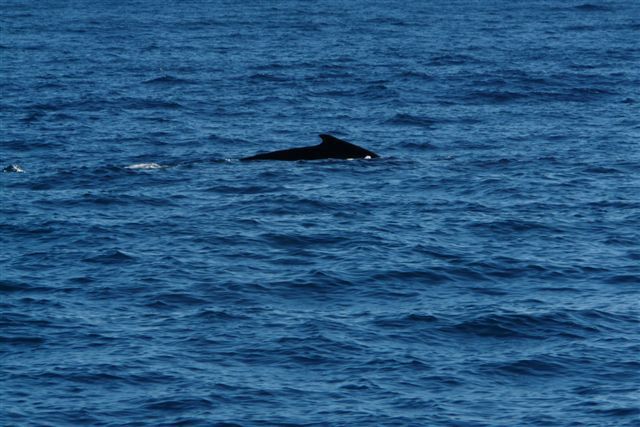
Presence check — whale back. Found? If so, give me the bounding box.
[318,134,379,159]
[241,134,379,161]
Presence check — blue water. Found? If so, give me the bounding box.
[1,0,639,425]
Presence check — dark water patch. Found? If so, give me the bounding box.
[385,113,440,128]
[146,293,209,308]
[466,90,528,103]
[469,157,514,168]
[260,232,342,248]
[20,111,46,123]
[269,271,355,294]
[569,86,618,99]
[398,70,435,81]
[0,138,62,150]
[486,358,566,377]
[469,219,563,234]
[591,407,640,417]
[583,166,623,174]
[25,369,128,384]
[0,222,57,236]
[205,184,281,194]
[136,116,177,124]
[49,112,76,122]
[0,335,46,345]
[469,286,509,296]
[429,54,477,66]
[122,98,184,110]
[366,16,408,27]
[248,73,292,83]
[412,244,465,262]
[446,310,605,339]
[372,313,438,328]
[248,194,344,215]
[24,102,61,112]
[604,236,638,246]
[36,192,130,207]
[36,81,66,90]
[20,99,110,113]
[2,12,34,19]
[407,313,438,323]
[311,88,357,97]
[190,309,249,321]
[0,312,56,329]
[370,269,451,284]
[574,4,613,12]
[306,70,355,80]
[142,75,196,85]
[15,44,46,51]
[143,397,214,412]
[536,286,581,293]
[585,200,640,210]
[82,250,137,264]
[401,141,438,150]
[251,62,292,71]
[565,24,597,32]
[0,280,52,293]
[605,274,639,284]
[359,83,398,100]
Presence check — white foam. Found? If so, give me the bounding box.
[125,162,163,170]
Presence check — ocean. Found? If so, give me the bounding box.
[1,0,639,425]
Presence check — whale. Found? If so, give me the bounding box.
[3,164,24,173]
[241,134,379,161]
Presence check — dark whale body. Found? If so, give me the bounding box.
[3,164,24,173]
[241,134,379,161]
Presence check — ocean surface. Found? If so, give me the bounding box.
[1,0,639,425]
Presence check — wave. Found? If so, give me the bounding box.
[370,269,451,284]
[372,313,438,328]
[248,73,291,82]
[583,166,623,174]
[146,292,209,308]
[143,397,213,412]
[466,90,528,103]
[142,75,196,85]
[429,53,478,66]
[468,219,563,234]
[82,249,137,264]
[385,113,439,128]
[190,309,249,321]
[398,70,435,80]
[486,358,566,376]
[122,98,183,110]
[400,141,438,150]
[205,184,281,194]
[445,309,632,339]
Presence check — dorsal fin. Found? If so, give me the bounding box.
[319,134,348,146]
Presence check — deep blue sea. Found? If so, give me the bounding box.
[1,0,639,425]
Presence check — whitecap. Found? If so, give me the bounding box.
[125,162,163,170]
